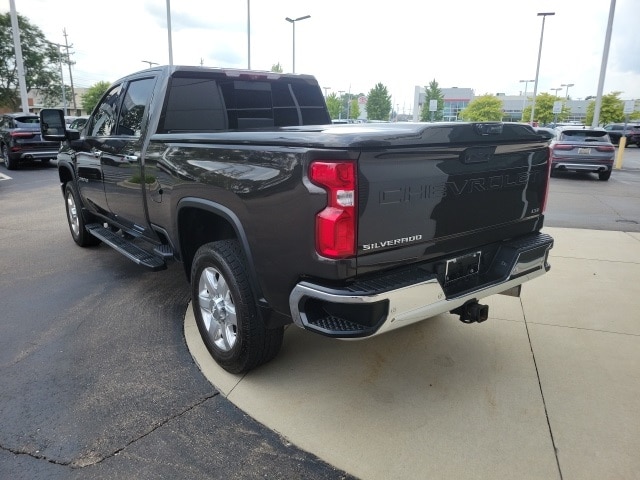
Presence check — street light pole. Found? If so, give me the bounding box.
[530,12,555,125]
[519,79,534,119]
[551,87,562,97]
[592,0,616,127]
[247,0,251,69]
[166,0,173,66]
[561,83,574,100]
[285,15,310,73]
[142,60,158,68]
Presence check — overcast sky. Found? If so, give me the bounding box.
[5,0,640,114]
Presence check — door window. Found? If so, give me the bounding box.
[117,78,155,137]
[89,85,122,137]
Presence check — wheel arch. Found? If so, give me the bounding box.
[58,162,74,194]
[176,198,263,299]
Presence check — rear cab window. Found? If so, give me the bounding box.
[158,70,330,133]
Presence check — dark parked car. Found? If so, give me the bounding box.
[68,116,89,131]
[0,113,60,170]
[603,123,640,147]
[550,126,615,181]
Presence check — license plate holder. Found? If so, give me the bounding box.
[578,147,591,154]
[444,251,481,285]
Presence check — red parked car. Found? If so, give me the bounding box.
[0,113,60,170]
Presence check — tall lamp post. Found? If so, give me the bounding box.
[285,15,310,73]
[551,87,562,97]
[561,83,574,99]
[519,79,534,119]
[530,12,555,125]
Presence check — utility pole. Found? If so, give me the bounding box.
[48,42,67,116]
[62,28,77,112]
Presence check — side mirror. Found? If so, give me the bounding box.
[40,109,68,141]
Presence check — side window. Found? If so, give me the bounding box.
[89,85,122,137]
[117,77,155,137]
[160,76,226,132]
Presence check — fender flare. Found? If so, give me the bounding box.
[175,197,268,309]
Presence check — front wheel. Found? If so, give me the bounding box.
[64,182,101,247]
[191,240,283,373]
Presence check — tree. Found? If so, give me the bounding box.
[366,83,391,121]
[420,79,444,122]
[631,100,640,121]
[271,62,283,73]
[585,91,625,126]
[459,94,504,121]
[41,85,73,108]
[1,12,61,110]
[349,98,360,120]
[521,92,569,125]
[82,81,110,114]
[325,92,341,119]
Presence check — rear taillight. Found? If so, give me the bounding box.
[542,147,552,214]
[552,144,573,151]
[309,161,356,258]
[10,131,35,139]
[595,145,615,152]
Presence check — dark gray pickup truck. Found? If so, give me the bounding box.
[41,65,553,373]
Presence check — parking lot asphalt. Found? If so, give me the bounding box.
[186,226,640,480]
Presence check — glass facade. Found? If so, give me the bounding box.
[442,100,468,121]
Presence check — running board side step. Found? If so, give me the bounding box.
[86,223,167,271]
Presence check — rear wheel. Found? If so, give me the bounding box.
[191,240,283,373]
[64,182,101,246]
[598,170,611,181]
[1,144,17,170]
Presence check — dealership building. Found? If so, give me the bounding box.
[412,85,590,123]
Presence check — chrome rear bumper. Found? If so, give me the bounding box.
[289,232,553,338]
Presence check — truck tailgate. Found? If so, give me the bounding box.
[355,122,550,270]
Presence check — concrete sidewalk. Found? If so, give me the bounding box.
[185,227,640,480]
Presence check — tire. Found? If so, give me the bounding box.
[598,170,611,181]
[1,144,17,170]
[191,240,283,373]
[64,182,101,247]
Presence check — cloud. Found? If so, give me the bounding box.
[609,0,640,74]
[144,1,245,32]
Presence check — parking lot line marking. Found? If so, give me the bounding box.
[0,172,12,181]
